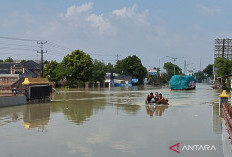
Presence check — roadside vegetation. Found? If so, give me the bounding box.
[4,51,227,88]
[44,50,148,87]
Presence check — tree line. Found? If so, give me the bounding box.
[44,50,148,87]
[5,49,227,87]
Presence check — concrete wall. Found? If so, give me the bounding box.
[0,74,19,88]
[0,95,27,107]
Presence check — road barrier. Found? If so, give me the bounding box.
[222,102,232,144]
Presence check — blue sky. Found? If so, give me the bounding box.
[0,0,232,72]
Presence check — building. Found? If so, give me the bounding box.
[0,60,41,77]
[214,39,232,62]
[0,60,41,88]
[149,68,158,75]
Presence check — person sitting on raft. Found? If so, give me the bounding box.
[156,93,168,105]
[145,92,155,104]
[154,92,159,103]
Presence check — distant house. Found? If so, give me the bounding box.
[149,68,158,75]
[0,60,41,78]
[114,75,132,87]
[21,60,41,78]
[0,60,41,88]
[0,63,13,74]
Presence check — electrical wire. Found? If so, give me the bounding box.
[0,36,42,42]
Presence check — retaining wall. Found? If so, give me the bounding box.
[0,95,27,107]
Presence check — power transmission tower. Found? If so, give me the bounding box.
[37,41,47,77]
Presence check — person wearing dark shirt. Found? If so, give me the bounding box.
[145,92,155,104]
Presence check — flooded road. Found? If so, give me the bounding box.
[0,84,224,157]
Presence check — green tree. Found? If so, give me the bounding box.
[62,50,93,87]
[163,62,182,80]
[194,71,206,83]
[203,64,213,79]
[0,59,3,63]
[92,60,106,83]
[105,63,114,73]
[114,55,148,84]
[20,60,26,64]
[4,57,14,62]
[44,60,69,85]
[214,57,232,77]
[214,57,232,89]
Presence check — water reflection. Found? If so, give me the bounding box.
[213,104,222,134]
[145,104,168,117]
[51,100,105,125]
[0,106,25,126]
[23,104,50,130]
[0,84,224,157]
[114,103,141,115]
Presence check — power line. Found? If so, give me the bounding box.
[47,41,115,57]
[116,54,119,62]
[0,35,121,63]
[89,53,115,56]
[0,35,42,42]
[46,41,73,52]
[0,42,38,48]
[0,46,37,51]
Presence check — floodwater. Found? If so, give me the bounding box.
[0,84,224,157]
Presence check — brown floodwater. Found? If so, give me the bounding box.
[0,84,224,157]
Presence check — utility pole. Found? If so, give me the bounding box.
[116,54,119,62]
[37,41,47,77]
[184,60,187,75]
[166,56,184,75]
[200,57,202,71]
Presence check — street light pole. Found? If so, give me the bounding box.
[166,56,183,75]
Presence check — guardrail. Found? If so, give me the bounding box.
[222,103,232,144]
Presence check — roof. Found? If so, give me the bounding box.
[23,68,39,77]
[22,77,50,85]
[0,63,13,74]
[22,60,41,70]
[0,61,41,76]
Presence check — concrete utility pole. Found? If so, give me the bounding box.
[200,57,202,71]
[116,54,119,62]
[37,41,47,77]
[166,56,184,75]
[184,60,187,75]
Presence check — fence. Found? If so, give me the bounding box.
[222,103,232,144]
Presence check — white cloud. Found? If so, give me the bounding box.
[112,4,137,18]
[63,2,93,18]
[199,5,222,16]
[86,14,112,32]
[112,4,149,26]
[0,2,215,68]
